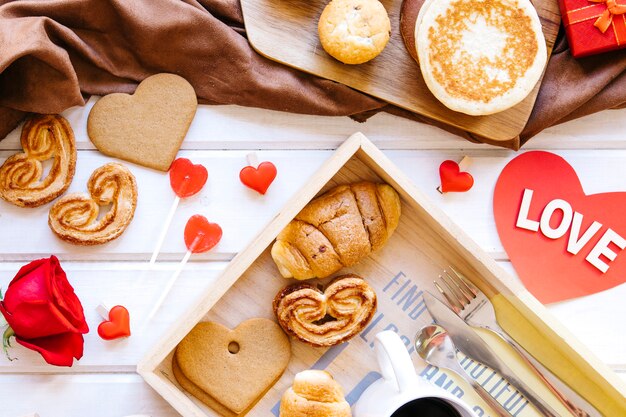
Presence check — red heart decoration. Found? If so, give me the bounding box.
[184,214,222,253]
[169,158,208,198]
[239,161,277,195]
[494,151,626,303]
[97,305,131,340]
[439,160,474,193]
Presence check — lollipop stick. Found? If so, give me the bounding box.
[145,234,202,321]
[149,196,181,265]
[247,152,259,168]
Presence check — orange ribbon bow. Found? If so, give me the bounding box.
[590,0,626,32]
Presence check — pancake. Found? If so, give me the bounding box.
[416,0,547,115]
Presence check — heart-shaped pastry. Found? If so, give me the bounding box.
[87,73,197,172]
[184,215,222,253]
[48,163,137,245]
[97,305,131,340]
[439,160,474,193]
[169,158,208,198]
[495,151,626,303]
[0,114,76,207]
[174,318,291,415]
[240,161,277,195]
[273,274,377,347]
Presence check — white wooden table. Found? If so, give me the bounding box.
[1,98,625,416]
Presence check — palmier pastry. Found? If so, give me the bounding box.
[272,182,401,280]
[273,274,377,347]
[0,114,76,207]
[48,163,137,245]
[280,370,351,417]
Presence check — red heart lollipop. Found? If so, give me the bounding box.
[97,305,131,340]
[184,214,222,253]
[240,161,277,195]
[169,158,208,198]
[439,160,474,193]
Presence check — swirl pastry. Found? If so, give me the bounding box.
[273,274,377,347]
[280,370,351,417]
[48,163,137,245]
[272,182,401,280]
[0,114,76,207]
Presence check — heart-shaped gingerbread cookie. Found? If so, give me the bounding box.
[87,73,197,172]
[273,274,377,347]
[174,318,291,415]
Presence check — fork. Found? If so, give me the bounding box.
[435,267,601,417]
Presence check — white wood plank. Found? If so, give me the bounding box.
[2,371,625,417]
[0,374,178,417]
[2,149,626,262]
[0,262,228,373]
[0,150,330,261]
[0,260,623,372]
[1,98,625,152]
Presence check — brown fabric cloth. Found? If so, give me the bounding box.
[0,0,625,148]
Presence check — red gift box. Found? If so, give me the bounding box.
[559,0,626,57]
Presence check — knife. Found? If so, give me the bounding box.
[424,291,563,417]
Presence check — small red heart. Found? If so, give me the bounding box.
[97,305,131,341]
[184,214,222,253]
[169,158,208,198]
[239,161,277,195]
[439,160,474,193]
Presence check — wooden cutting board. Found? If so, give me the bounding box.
[240,0,561,144]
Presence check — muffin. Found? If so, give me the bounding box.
[318,0,391,65]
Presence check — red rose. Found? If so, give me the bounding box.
[0,256,88,366]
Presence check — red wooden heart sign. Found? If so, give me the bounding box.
[184,214,222,253]
[494,151,626,304]
[439,160,474,192]
[240,161,277,195]
[97,305,131,340]
[169,158,208,198]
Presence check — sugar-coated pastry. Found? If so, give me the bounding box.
[48,163,137,245]
[0,114,76,207]
[318,0,391,64]
[273,274,377,347]
[271,182,401,280]
[280,370,351,417]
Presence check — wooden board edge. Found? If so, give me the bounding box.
[514,290,626,397]
[138,367,208,417]
[240,0,561,143]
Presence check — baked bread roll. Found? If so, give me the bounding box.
[318,0,391,65]
[273,274,377,347]
[272,182,401,280]
[280,370,351,417]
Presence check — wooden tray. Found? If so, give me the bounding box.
[138,133,626,417]
[239,0,561,144]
